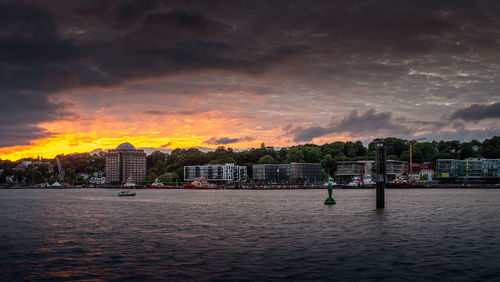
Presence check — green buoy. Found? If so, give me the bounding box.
[324,181,336,205]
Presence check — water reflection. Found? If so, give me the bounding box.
[1,189,500,281]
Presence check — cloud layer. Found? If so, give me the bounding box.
[450,102,500,121]
[1,0,500,158]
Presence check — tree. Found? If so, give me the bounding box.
[257,155,277,164]
[144,172,158,184]
[302,146,321,163]
[481,137,500,158]
[344,142,358,158]
[400,151,410,162]
[354,141,367,156]
[459,143,474,159]
[286,147,305,163]
[321,154,335,176]
[412,148,424,163]
[159,172,179,183]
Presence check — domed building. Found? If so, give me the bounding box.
[105,143,146,185]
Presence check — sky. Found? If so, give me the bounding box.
[1,0,500,160]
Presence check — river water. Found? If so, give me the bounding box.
[1,189,499,281]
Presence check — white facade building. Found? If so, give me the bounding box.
[420,169,434,181]
[90,176,106,185]
[184,163,247,183]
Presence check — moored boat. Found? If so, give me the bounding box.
[183,177,221,189]
[118,190,136,196]
[120,178,137,189]
[148,178,175,189]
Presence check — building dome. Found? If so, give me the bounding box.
[116,142,136,150]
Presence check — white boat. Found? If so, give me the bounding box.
[362,174,375,185]
[119,178,137,196]
[348,175,375,186]
[120,178,137,188]
[348,176,361,186]
[118,190,136,196]
[323,177,338,187]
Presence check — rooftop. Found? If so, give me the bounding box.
[116,142,136,150]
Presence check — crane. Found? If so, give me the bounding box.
[408,137,426,179]
[56,157,65,185]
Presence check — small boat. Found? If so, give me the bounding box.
[183,177,221,189]
[148,178,175,189]
[118,190,136,196]
[119,178,137,196]
[362,174,375,185]
[347,176,361,187]
[120,178,137,189]
[323,177,338,187]
[392,174,409,185]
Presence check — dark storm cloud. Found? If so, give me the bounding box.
[291,109,414,142]
[0,91,66,147]
[2,0,500,147]
[140,110,207,116]
[204,136,255,145]
[450,102,500,121]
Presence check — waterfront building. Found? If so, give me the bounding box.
[436,158,500,183]
[289,163,322,183]
[336,161,367,184]
[386,160,408,181]
[420,169,434,181]
[253,164,289,183]
[184,163,247,183]
[13,160,54,173]
[483,159,500,178]
[90,176,106,185]
[252,163,322,184]
[105,143,146,185]
[336,160,408,184]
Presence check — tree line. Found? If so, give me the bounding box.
[1,136,499,185]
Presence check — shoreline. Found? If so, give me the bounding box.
[2,185,500,190]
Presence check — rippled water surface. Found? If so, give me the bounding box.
[1,189,500,281]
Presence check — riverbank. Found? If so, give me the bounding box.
[3,184,500,189]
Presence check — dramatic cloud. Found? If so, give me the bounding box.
[450,102,500,121]
[291,109,414,142]
[1,0,500,158]
[204,136,255,145]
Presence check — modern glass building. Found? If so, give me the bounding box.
[252,164,289,183]
[289,163,322,184]
[483,159,500,178]
[436,158,500,182]
[252,163,322,184]
[184,163,247,183]
[335,161,366,184]
[335,160,408,184]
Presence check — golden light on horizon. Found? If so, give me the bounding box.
[0,116,279,161]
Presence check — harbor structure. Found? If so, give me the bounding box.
[105,143,146,185]
[252,163,322,184]
[184,163,247,183]
[253,164,289,183]
[436,158,500,183]
[289,163,322,183]
[374,141,387,209]
[336,160,408,184]
[336,161,367,184]
[386,160,408,181]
